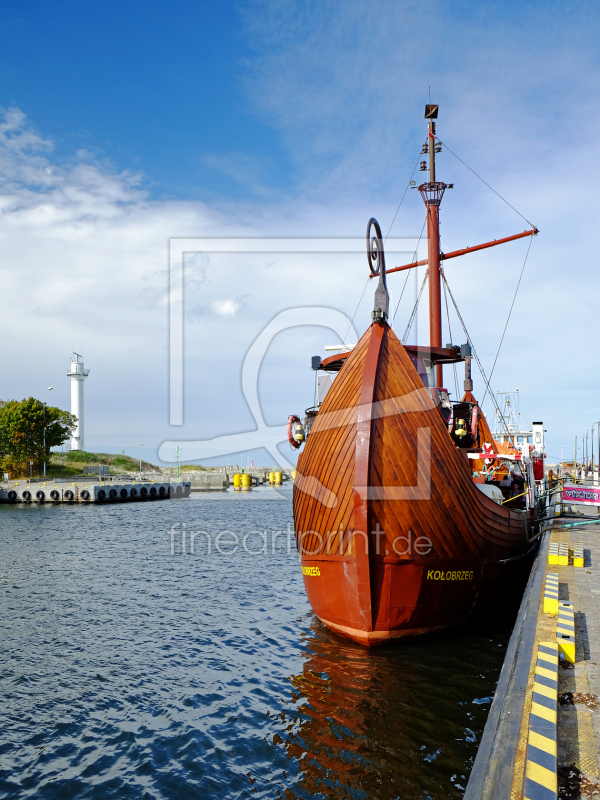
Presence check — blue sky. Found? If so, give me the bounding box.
[0,0,290,200]
[1,0,599,466]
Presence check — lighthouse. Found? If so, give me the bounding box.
[67,353,89,451]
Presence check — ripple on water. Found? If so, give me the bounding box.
[0,488,513,799]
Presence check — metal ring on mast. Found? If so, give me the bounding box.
[367,218,385,276]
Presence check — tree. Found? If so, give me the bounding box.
[0,397,77,477]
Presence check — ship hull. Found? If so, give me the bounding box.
[293,322,534,646]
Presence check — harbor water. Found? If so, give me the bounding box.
[1,484,513,799]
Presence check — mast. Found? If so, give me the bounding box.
[419,104,445,388]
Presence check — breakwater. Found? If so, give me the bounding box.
[0,481,191,504]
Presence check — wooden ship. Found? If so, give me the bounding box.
[289,105,544,646]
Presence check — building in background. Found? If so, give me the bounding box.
[67,353,89,450]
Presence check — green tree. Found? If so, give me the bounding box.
[0,397,76,477]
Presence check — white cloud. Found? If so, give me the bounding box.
[3,0,600,463]
[212,299,239,316]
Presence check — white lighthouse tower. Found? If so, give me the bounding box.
[67,353,90,451]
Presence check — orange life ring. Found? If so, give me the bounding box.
[288,415,302,449]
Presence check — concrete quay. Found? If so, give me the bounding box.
[0,480,191,504]
[175,468,293,493]
[465,507,600,799]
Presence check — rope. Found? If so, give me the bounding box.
[402,269,428,343]
[393,215,427,321]
[385,154,422,241]
[344,151,422,343]
[435,136,536,229]
[441,269,511,438]
[342,276,370,344]
[442,277,460,398]
[480,233,535,406]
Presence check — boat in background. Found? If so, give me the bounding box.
[289,105,549,646]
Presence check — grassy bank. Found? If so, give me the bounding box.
[41,450,161,479]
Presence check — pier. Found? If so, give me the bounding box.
[0,467,294,503]
[465,496,600,799]
[0,480,192,503]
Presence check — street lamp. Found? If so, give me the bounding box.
[592,422,600,486]
[43,387,53,478]
[139,443,143,476]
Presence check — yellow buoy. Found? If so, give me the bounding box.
[291,470,296,481]
[241,473,252,492]
[274,471,282,485]
[268,471,275,484]
[233,473,242,491]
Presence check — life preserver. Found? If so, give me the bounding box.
[471,406,479,443]
[288,415,302,450]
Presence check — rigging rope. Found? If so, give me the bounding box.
[402,269,428,343]
[385,154,422,241]
[442,277,460,398]
[441,268,511,437]
[393,215,427,322]
[343,150,422,344]
[342,276,370,344]
[480,233,535,407]
[435,137,536,229]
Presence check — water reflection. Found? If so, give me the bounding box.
[276,618,509,800]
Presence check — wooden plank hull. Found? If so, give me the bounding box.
[293,322,533,646]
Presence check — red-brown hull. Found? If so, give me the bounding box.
[293,322,533,646]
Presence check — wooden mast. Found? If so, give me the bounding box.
[419,104,445,388]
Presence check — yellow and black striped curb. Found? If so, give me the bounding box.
[557,602,575,663]
[548,542,568,566]
[522,641,558,800]
[570,544,584,568]
[543,573,559,615]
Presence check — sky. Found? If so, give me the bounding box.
[0,0,598,467]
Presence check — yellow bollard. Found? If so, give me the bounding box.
[292,469,296,481]
[269,471,275,484]
[233,473,242,492]
[274,471,282,485]
[241,473,252,492]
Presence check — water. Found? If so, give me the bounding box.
[0,485,512,799]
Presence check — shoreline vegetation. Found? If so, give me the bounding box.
[42,451,215,480]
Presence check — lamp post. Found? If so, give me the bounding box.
[585,430,591,480]
[43,387,53,478]
[560,446,563,477]
[587,430,592,479]
[139,444,143,477]
[592,422,600,486]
